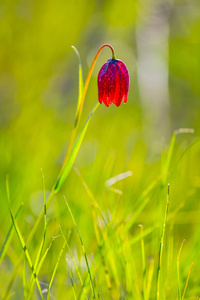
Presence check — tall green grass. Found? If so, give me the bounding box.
[1,131,199,299]
[1,47,200,300]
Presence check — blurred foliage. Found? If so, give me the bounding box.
[1,0,200,298]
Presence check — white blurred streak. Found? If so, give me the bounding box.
[136,1,173,150]
[174,128,194,135]
[105,171,132,188]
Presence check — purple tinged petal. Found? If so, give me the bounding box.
[97,58,129,107]
[117,60,129,103]
[98,61,109,104]
[113,63,123,106]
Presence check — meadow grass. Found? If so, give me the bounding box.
[1,47,200,300]
[1,130,199,299]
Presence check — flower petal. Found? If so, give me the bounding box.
[117,60,129,103]
[103,60,116,106]
[112,63,123,106]
[97,62,109,104]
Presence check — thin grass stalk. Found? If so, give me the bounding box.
[47,241,66,300]
[74,167,107,227]
[128,225,159,248]
[128,200,188,249]
[99,242,112,297]
[0,203,23,265]
[11,227,43,299]
[101,229,120,289]
[162,134,176,185]
[125,177,160,232]
[27,236,58,300]
[5,178,44,300]
[27,169,47,297]
[92,234,112,297]
[122,235,142,299]
[64,196,96,299]
[110,192,123,228]
[91,254,101,299]
[59,226,89,300]
[181,262,194,300]
[146,259,154,300]
[40,168,47,256]
[73,167,112,296]
[139,225,147,300]
[59,46,83,176]
[177,239,185,300]
[72,46,84,122]
[170,129,196,177]
[23,257,27,299]
[67,259,78,300]
[156,184,170,299]
[115,233,129,297]
[167,224,174,278]
[74,167,103,243]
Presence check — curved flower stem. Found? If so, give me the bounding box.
[75,44,115,127]
[59,44,115,174]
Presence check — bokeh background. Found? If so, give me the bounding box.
[1,0,200,298]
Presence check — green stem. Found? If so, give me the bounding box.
[60,44,115,174]
[74,44,115,126]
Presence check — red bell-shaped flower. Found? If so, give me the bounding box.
[97,58,129,107]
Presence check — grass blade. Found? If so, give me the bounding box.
[182,262,194,300]
[125,198,149,232]
[59,226,89,300]
[139,225,147,300]
[23,257,27,299]
[177,239,185,300]
[64,196,96,300]
[27,236,58,299]
[21,169,47,299]
[59,46,84,173]
[47,241,66,300]
[54,102,99,192]
[162,134,176,185]
[156,184,170,299]
[125,177,160,232]
[3,189,56,300]
[27,169,47,295]
[6,177,44,300]
[146,259,154,300]
[67,259,78,300]
[74,167,107,238]
[71,46,84,125]
[74,167,113,295]
[0,203,23,265]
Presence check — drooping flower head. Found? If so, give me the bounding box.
[97,58,129,107]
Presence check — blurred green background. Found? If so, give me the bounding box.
[1,0,200,298]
